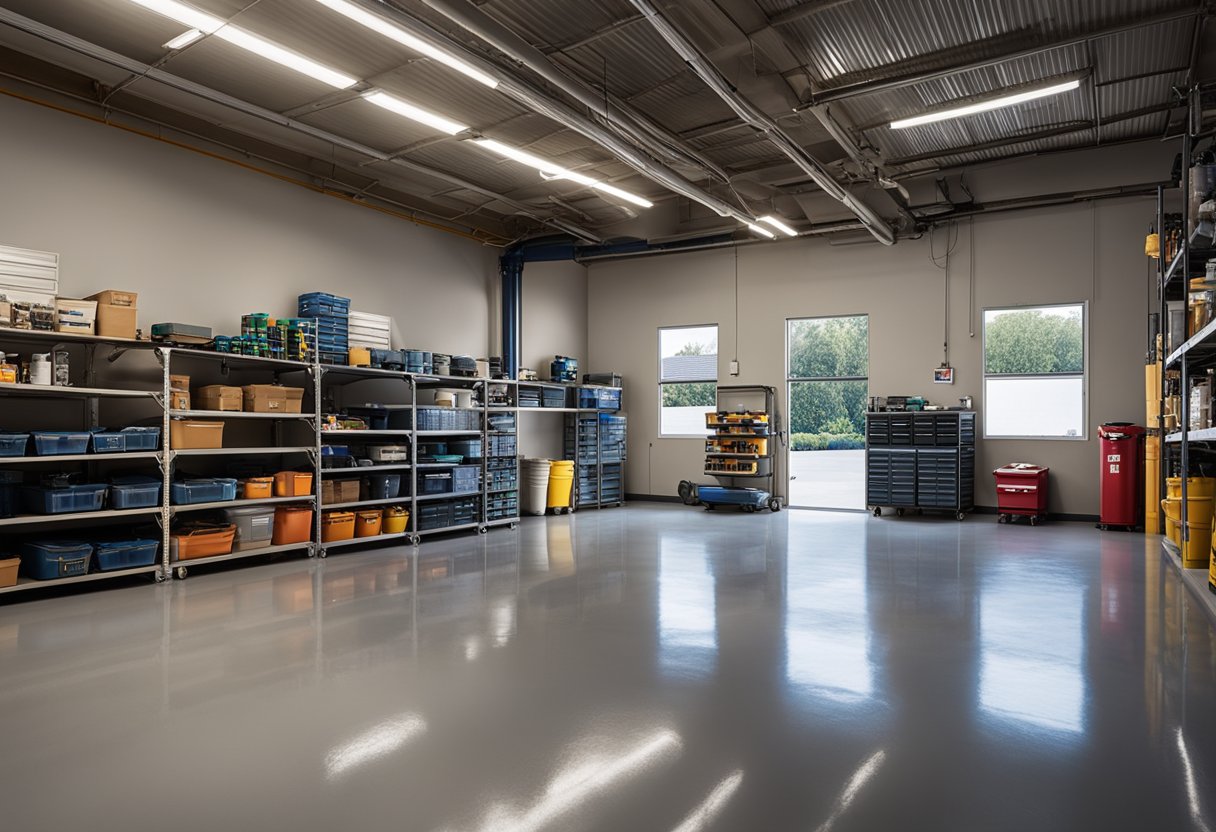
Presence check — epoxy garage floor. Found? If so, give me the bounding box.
[1,504,1214,831]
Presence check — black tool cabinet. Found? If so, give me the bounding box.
[866,412,975,520]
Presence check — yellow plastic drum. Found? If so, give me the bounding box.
[547,460,575,512]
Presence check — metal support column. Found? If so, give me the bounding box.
[501,255,523,381]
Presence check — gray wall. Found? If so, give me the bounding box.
[587,197,1153,517]
[519,260,589,460]
[0,94,496,356]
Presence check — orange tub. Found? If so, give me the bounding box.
[355,510,383,538]
[321,511,355,543]
[272,505,314,545]
[382,506,410,534]
[274,471,314,497]
[240,477,274,500]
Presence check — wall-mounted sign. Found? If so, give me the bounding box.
[934,366,954,384]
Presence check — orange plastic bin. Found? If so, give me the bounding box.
[355,510,383,538]
[274,471,314,497]
[273,505,313,545]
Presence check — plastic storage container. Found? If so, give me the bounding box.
[0,470,21,519]
[420,472,451,494]
[171,478,238,505]
[364,473,402,500]
[547,460,574,511]
[0,557,18,588]
[452,465,481,495]
[93,539,159,571]
[382,506,409,534]
[22,483,108,514]
[354,510,383,537]
[120,427,161,451]
[523,458,551,516]
[272,505,313,545]
[31,431,91,456]
[321,511,355,542]
[222,506,275,550]
[274,471,313,497]
[110,476,163,509]
[449,439,483,459]
[20,541,93,579]
[240,477,274,499]
[90,429,126,454]
[171,524,237,561]
[0,432,30,457]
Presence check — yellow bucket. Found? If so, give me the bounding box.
[1162,499,1215,567]
[382,506,409,534]
[547,460,575,509]
[1166,477,1216,500]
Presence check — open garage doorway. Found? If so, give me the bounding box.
[787,316,868,510]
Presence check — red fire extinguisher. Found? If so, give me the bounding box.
[1098,422,1145,531]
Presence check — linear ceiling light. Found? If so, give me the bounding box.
[758,215,797,237]
[746,223,776,239]
[130,0,358,88]
[163,29,204,50]
[889,79,1081,130]
[473,138,654,208]
[313,0,499,88]
[364,90,468,135]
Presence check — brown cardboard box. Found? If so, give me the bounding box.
[170,391,191,411]
[55,298,97,335]
[170,374,190,391]
[284,387,305,414]
[170,420,224,450]
[87,290,137,307]
[196,385,243,412]
[0,300,11,328]
[94,304,137,339]
[243,384,288,413]
[321,479,361,505]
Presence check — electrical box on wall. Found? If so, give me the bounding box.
[729,360,739,376]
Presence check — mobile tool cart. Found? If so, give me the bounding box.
[690,385,783,512]
[993,463,1049,525]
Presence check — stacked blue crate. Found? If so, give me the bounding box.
[299,292,350,365]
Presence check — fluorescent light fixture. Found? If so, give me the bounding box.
[473,138,654,208]
[746,223,776,239]
[890,79,1081,129]
[129,0,359,89]
[759,215,797,237]
[364,90,468,135]
[313,0,499,88]
[163,29,204,50]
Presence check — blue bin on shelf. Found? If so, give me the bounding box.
[31,432,91,456]
[452,465,481,495]
[90,429,126,454]
[93,539,160,572]
[0,470,21,518]
[120,427,161,451]
[22,483,108,514]
[0,432,30,457]
[20,541,93,579]
[110,476,163,509]
[171,478,238,505]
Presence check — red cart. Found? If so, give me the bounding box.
[994,463,1049,526]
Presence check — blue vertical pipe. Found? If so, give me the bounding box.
[501,253,523,380]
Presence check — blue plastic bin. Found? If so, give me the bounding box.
[365,473,402,500]
[0,470,21,518]
[171,478,238,505]
[0,432,30,457]
[31,432,91,456]
[93,539,159,572]
[120,427,161,451]
[22,483,108,514]
[90,429,126,454]
[20,541,93,579]
[110,476,163,509]
[452,465,481,495]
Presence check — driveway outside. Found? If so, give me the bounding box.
[787,449,865,510]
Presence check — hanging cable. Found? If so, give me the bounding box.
[734,244,740,370]
[969,217,976,338]
[930,222,960,366]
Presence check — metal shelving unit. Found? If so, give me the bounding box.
[701,384,781,508]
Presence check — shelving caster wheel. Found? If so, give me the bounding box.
[318,548,328,559]
[478,525,488,535]
[174,566,188,580]
[1097,523,1108,531]
[896,508,905,517]
[872,507,881,517]
[1029,516,1039,527]
[409,535,421,546]
[768,497,782,512]
[743,505,756,513]
[154,571,167,583]
[509,523,518,530]
[705,503,716,511]
[956,511,967,522]
[997,514,1006,524]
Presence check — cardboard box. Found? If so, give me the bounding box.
[170,374,190,391]
[243,384,288,413]
[55,298,97,335]
[196,385,243,412]
[0,300,11,328]
[322,479,361,505]
[170,420,224,450]
[87,290,137,308]
[170,390,191,411]
[94,303,137,340]
[284,387,305,414]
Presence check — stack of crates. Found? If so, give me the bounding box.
[564,413,627,508]
[212,318,313,361]
[416,407,480,431]
[486,411,517,522]
[298,293,349,365]
[599,414,626,462]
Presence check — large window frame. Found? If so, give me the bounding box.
[982,301,1088,441]
[659,324,719,438]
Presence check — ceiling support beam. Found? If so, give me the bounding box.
[768,0,858,27]
[797,7,1202,105]
[626,0,896,244]
[0,7,602,242]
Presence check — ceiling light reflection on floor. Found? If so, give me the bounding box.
[670,769,743,832]
[324,713,427,780]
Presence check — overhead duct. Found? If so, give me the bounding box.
[626,0,897,245]
[0,7,601,242]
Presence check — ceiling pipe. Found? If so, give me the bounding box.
[408,0,731,184]
[0,7,602,242]
[339,1,765,228]
[626,0,896,245]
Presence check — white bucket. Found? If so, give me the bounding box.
[522,457,551,516]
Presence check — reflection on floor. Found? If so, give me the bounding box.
[0,505,1213,830]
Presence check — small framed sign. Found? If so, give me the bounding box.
[934,366,954,384]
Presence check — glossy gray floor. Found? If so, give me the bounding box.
[1,504,1214,831]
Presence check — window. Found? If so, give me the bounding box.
[659,325,717,436]
[983,303,1086,439]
